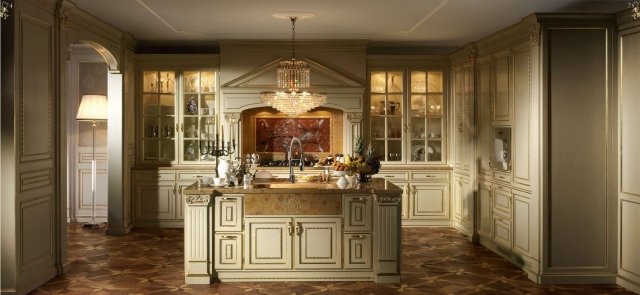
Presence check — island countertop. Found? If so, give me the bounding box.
[182,177,403,195]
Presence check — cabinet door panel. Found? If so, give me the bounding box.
[344,234,372,269]
[214,234,242,270]
[215,195,243,232]
[410,183,450,219]
[493,50,512,122]
[477,57,493,177]
[478,182,493,238]
[493,215,512,249]
[294,217,341,269]
[513,191,532,256]
[344,195,372,232]
[513,44,532,188]
[136,182,175,220]
[245,217,291,269]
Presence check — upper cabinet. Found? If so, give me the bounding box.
[369,68,446,165]
[136,55,219,166]
[492,49,512,123]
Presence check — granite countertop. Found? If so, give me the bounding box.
[183,177,402,195]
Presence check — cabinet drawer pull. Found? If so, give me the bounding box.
[220,235,237,239]
[425,175,436,178]
[287,223,293,235]
[221,197,237,201]
[353,197,366,202]
[352,235,367,239]
[295,223,301,235]
[384,175,396,178]
[180,123,184,132]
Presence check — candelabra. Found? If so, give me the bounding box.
[207,134,236,178]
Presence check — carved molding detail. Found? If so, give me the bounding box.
[529,23,541,45]
[468,43,477,64]
[375,195,401,204]
[346,113,363,123]
[58,6,69,29]
[225,113,241,125]
[186,195,211,205]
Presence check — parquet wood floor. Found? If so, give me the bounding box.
[30,224,633,294]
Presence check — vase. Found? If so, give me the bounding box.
[358,173,372,183]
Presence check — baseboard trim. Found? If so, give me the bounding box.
[538,273,617,285]
[617,276,640,294]
[401,220,451,227]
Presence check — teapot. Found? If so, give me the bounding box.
[217,158,240,178]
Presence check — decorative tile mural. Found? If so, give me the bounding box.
[255,117,331,153]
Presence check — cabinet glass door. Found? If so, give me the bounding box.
[142,70,176,162]
[409,71,444,163]
[370,70,404,162]
[181,71,217,163]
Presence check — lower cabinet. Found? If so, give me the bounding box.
[214,233,242,270]
[477,181,493,238]
[344,234,372,269]
[244,217,342,270]
[453,174,473,236]
[409,183,450,220]
[133,169,215,227]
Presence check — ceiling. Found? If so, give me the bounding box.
[72,0,629,48]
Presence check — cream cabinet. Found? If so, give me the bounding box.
[409,183,450,220]
[492,49,512,123]
[214,195,243,232]
[133,169,215,227]
[377,170,451,227]
[344,234,372,269]
[244,217,342,270]
[214,233,242,270]
[452,174,473,236]
[369,69,446,164]
[477,181,493,238]
[343,195,373,232]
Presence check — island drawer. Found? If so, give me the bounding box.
[343,195,372,232]
[410,172,450,181]
[214,233,243,270]
[215,195,244,232]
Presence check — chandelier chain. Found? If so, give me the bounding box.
[291,17,297,60]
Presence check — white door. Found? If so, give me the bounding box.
[68,45,108,223]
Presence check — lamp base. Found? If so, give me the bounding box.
[82,223,100,229]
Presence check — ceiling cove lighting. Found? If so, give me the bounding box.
[260,16,327,116]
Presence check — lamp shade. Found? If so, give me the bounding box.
[76,95,108,121]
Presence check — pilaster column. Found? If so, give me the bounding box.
[184,195,213,284]
[345,113,363,155]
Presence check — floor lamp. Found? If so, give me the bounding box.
[76,94,108,228]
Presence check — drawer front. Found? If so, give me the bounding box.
[373,172,408,181]
[493,215,512,249]
[344,233,372,269]
[493,171,512,183]
[492,186,512,217]
[215,195,244,232]
[343,195,372,232]
[177,171,216,181]
[411,171,450,182]
[138,171,175,182]
[214,234,243,270]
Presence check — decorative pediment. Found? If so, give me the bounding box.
[221,58,365,113]
[223,57,363,89]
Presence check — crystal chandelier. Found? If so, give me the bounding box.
[261,17,326,116]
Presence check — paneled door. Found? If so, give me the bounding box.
[68,45,109,223]
[245,217,292,269]
[294,217,342,269]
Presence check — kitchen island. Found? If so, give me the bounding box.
[182,178,402,284]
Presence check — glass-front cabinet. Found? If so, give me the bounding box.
[369,69,446,165]
[139,69,217,165]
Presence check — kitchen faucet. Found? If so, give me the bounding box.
[288,137,304,183]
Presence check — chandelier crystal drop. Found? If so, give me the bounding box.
[261,17,326,116]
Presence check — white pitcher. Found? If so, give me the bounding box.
[217,159,239,178]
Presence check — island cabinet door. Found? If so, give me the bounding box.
[344,234,372,269]
[214,234,242,270]
[343,195,372,232]
[244,217,292,269]
[214,195,243,232]
[294,217,342,269]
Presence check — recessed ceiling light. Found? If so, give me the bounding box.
[272,11,314,20]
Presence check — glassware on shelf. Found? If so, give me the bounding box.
[186,96,198,114]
